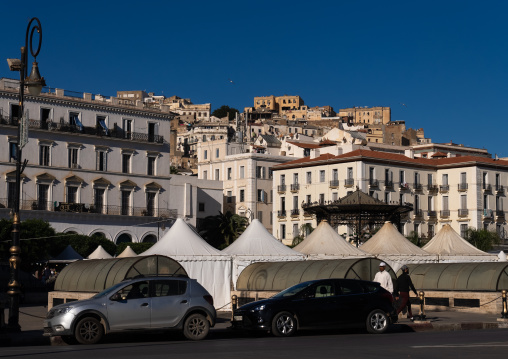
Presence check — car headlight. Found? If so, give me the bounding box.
[53,307,73,316]
[251,304,266,312]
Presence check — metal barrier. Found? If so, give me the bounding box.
[418,291,426,320]
[501,290,507,319]
[231,295,238,321]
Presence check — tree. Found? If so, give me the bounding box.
[212,105,239,122]
[199,211,248,249]
[465,227,501,252]
[170,166,179,174]
[291,223,315,247]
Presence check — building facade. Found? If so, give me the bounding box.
[0,79,222,243]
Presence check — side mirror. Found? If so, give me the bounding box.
[110,293,121,301]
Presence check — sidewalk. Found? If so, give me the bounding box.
[2,306,508,347]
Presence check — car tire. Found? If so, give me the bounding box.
[271,311,296,337]
[183,313,210,340]
[366,309,389,334]
[74,317,104,345]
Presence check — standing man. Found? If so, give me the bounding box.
[394,265,418,321]
[373,262,393,294]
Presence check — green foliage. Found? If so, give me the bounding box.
[291,236,304,247]
[211,105,239,122]
[406,231,421,247]
[116,242,154,256]
[170,166,179,174]
[465,227,501,252]
[199,211,248,249]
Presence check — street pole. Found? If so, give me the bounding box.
[7,17,46,331]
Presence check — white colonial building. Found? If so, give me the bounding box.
[272,148,508,244]
[0,79,223,243]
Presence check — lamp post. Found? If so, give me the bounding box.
[6,17,46,331]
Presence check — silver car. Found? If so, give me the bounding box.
[43,276,216,344]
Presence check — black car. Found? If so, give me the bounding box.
[231,278,397,337]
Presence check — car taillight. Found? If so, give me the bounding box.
[381,292,394,303]
[204,295,214,306]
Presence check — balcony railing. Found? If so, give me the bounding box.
[344,178,354,188]
[458,183,468,192]
[414,183,423,193]
[496,210,505,219]
[413,209,423,218]
[483,183,492,193]
[458,209,469,217]
[329,179,339,188]
[399,183,411,191]
[369,179,379,188]
[496,185,505,195]
[427,210,437,218]
[0,117,164,144]
[385,181,394,190]
[12,199,177,217]
[427,184,438,192]
[290,183,300,192]
[277,185,287,193]
[440,210,450,218]
[483,209,494,219]
[277,210,287,218]
[439,185,449,193]
[290,209,300,216]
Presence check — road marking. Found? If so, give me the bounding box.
[412,342,508,349]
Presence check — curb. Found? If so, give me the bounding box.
[407,321,508,332]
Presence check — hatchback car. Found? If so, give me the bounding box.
[44,276,216,344]
[231,278,396,336]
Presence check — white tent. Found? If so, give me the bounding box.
[117,246,138,258]
[141,218,231,310]
[87,245,113,259]
[423,224,497,262]
[222,219,305,287]
[360,221,437,271]
[294,220,370,258]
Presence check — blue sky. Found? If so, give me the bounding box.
[1,1,507,156]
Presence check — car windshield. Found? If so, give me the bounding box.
[92,282,128,299]
[272,281,314,298]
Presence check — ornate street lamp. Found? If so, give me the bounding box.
[6,17,46,331]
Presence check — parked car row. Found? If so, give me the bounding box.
[43,277,396,344]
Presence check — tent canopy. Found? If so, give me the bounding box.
[236,258,395,291]
[399,262,508,291]
[294,220,368,257]
[423,224,494,256]
[223,219,303,257]
[117,246,138,258]
[49,245,83,263]
[87,245,113,259]
[54,255,187,292]
[361,221,431,256]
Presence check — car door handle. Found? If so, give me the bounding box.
[141,303,149,307]
[181,300,188,304]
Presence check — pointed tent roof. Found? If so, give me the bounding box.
[294,220,368,257]
[423,224,494,256]
[360,222,430,256]
[49,245,83,263]
[87,245,113,259]
[141,218,227,257]
[117,246,138,258]
[223,219,303,257]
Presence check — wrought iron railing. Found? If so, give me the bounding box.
[385,181,394,190]
[427,210,437,218]
[427,184,438,192]
[458,209,469,217]
[483,183,492,192]
[439,185,449,193]
[369,179,379,187]
[458,183,468,191]
[290,209,300,216]
[344,178,354,187]
[440,210,450,217]
[329,179,339,188]
[277,185,287,192]
[414,183,423,192]
[290,183,300,192]
[277,210,287,217]
[496,185,505,195]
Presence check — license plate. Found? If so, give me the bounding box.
[233,315,243,321]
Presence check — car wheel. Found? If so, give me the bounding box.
[366,309,389,334]
[183,313,210,340]
[74,317,104,345]
[271,311,296,337]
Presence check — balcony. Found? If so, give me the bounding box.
[483,209,494,219]
[399,183,411,191]
[385,181,394,190]
[496,210,505,220]
[457,183,468,192]
[458,209,469,217]
[414,183,423,193]
[277,185,287,193]
[440,210,450,218]
[344,178,354,188]
[10,199,177,217]
[496,185,505,195]
[439,185,449,193]
[277,210,287,218]
[329,179,339,188]
[290,209,300,217]
[413,209,423,219]
[0,117,164,144]
[427,210,437,219]
[483,183,492,193]
[427,184,438,193]
[290,183,300,192]
[369,179,379,188]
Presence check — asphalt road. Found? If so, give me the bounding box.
[2,329,508,359]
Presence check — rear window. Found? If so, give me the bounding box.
[152,280,187,297]
[339,281,364,295]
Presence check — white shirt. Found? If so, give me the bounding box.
[373,270,393,293]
